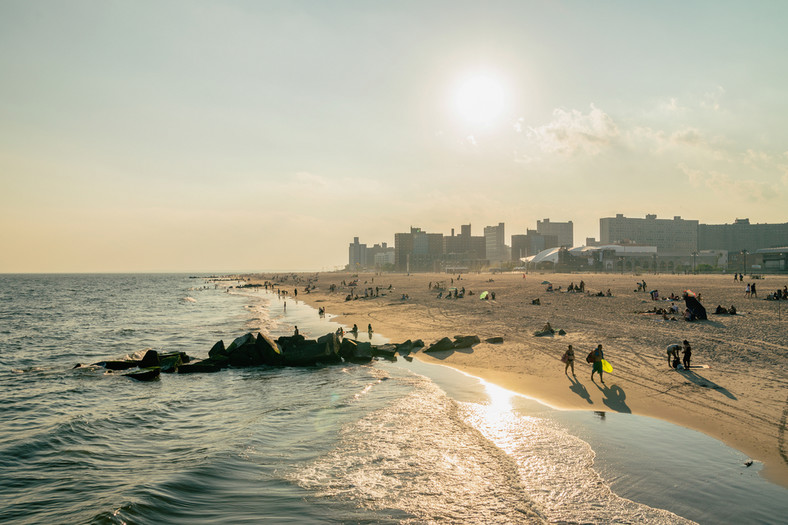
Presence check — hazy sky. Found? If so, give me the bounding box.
[2,1,787,272]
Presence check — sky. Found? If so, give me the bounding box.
[1,0,787,272]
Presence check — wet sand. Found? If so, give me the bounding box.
[244,271,788,488]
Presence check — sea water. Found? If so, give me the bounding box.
[1,274,786,524]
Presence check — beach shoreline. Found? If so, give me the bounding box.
[242,270,788,488]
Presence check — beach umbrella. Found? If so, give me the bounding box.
[479,291,489,299]
[541,280,551,285]
[684,289,696,297]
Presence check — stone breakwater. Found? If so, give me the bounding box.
[78,333,501,380]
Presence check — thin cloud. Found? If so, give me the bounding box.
[527,104,619,156]
[680,164,779,202]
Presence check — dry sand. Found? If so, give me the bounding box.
[246,271,788,488]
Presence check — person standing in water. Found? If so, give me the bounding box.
[590,344,605,384]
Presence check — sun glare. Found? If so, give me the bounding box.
[453,73,506,125]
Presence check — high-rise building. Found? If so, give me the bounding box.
[348,237,367,269]
[443,224,487,270]
[537,218,574,247]
[600,214,698,254]
[394,227,444,272]
[484,222,506,264]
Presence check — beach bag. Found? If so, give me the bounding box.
[586,351,594,364]
[561,352,568,363]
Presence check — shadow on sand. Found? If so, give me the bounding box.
[594,380,631,413]
[680,369,737,399]
[567,373,593,404]
[419,346,475,360]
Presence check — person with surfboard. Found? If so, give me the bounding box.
[589,344,606,384]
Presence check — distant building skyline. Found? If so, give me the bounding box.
[350,214,787,272]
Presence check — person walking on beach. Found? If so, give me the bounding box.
[682,340,692,369]
[751,282,757,298]
[563,345,575,375]
[590,344,605,384]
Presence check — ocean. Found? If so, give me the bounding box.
[1,274,786,524]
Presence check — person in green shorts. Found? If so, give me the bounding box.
[591,344,605,384]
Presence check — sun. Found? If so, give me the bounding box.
[453,73,506,125]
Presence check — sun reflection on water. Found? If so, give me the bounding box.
[480,378,515,416]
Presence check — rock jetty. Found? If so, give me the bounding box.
[80,332,486,380]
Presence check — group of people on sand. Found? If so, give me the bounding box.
[744,282,758,298]
[713,304,737,315]
[567,280,585,292]
[562,344,607,384]
[666,340,692,369]
[766,286,788,301]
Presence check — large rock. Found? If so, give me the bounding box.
[140,349,160,368]
[425,337,455,353]
[452,335,480,348]
[123,367,160,381]
[256,333,284,366]
[178,359,223,373]
[339,338,373,363]
[226,333,255,352]
[281,339,340,366]
[225,333,266,366]
[98,360,140,370]
[208,340,227,359]
[159,354,183,373]
[317,333,340,355]
[371,344,397,360]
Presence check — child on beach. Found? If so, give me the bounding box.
[682,340,692,369]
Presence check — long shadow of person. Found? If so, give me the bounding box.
[595,382,631,413]
[568,374,592,404]
[680,369,737,399]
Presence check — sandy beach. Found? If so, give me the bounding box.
[245,271,788,488]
